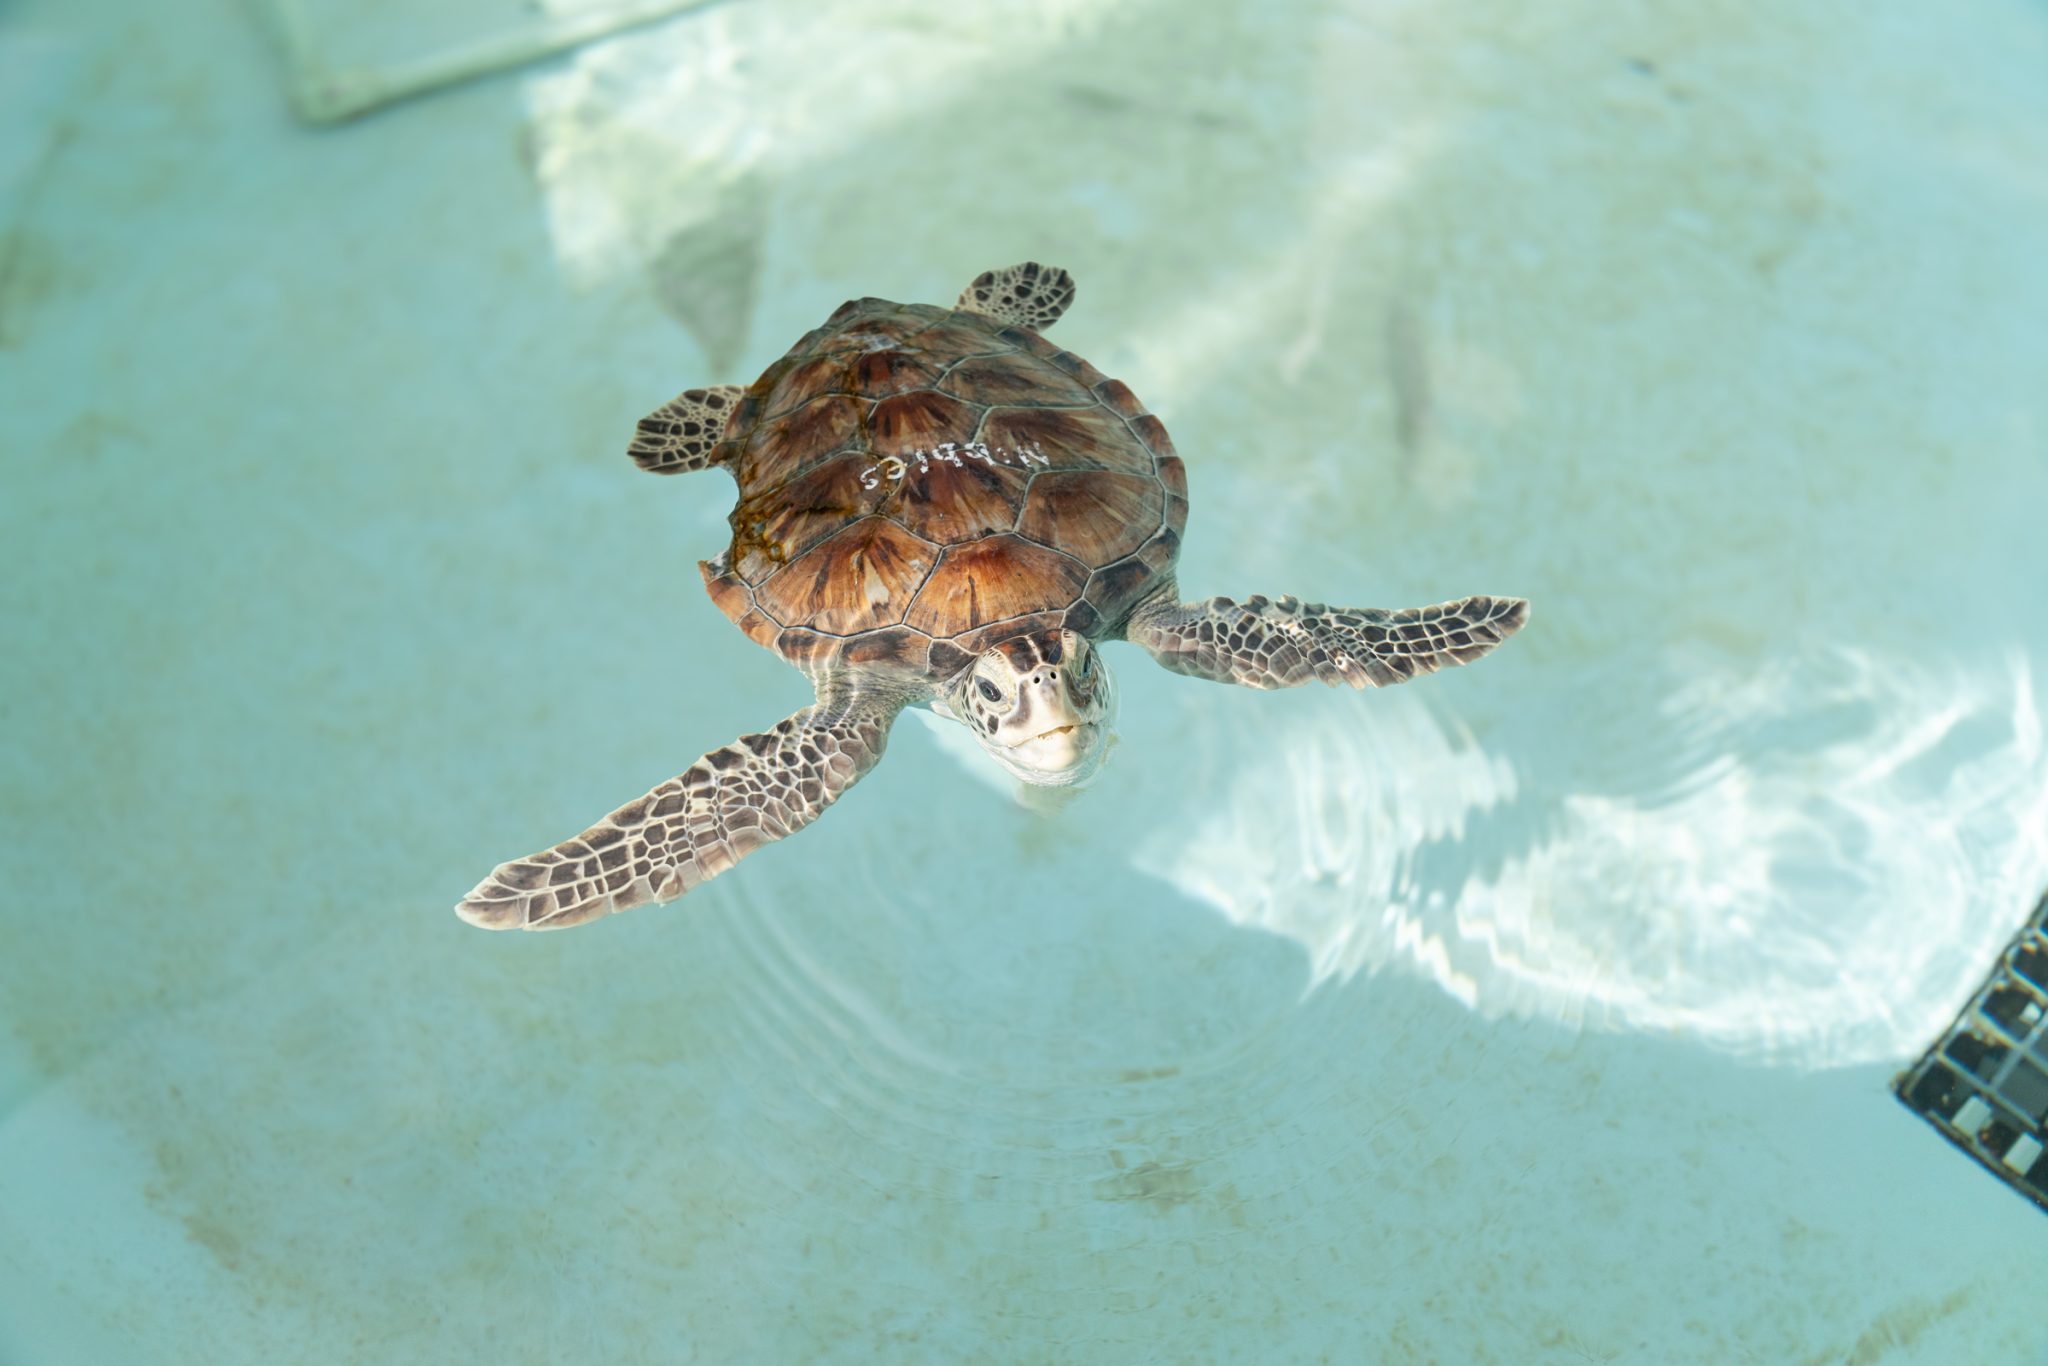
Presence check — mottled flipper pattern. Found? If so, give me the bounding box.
[456,700,898,931]
[1126,593,1528,691]
[628,384,745,474]
[956,262,1076,332]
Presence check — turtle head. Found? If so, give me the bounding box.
[942,629,1116,787]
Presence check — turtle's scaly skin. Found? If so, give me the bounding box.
[698,298,1187,682]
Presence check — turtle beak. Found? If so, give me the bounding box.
[1010,718,1095,770]
[1006,675,1088,760]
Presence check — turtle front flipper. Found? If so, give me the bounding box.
[628,384,746,475]
[957,262,1076,331]
[1125,593,1528,692]
[455,696,900,931]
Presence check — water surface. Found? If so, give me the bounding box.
[4,0,2048,1360]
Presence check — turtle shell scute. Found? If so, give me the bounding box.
[926,638,976,679]
[751,517,938,636]
[938,351,1084,407]
[838,625,934,669]
[981,404,1152,475]
[707,296,1186,667]
[887,455,1030,546]
[868,390,986,454]
[741,393,863,487]
[1016,470,1162,563]
[731,453,888,571]
[1045,349,1107,388]
[851,349,945,397]
[1092,378,1146,419]
[903,535,1088,636]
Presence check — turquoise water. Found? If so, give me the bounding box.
[5,0,2048,1360]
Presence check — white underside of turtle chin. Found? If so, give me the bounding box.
[992,723,1111,789]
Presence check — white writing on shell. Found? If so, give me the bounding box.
[859,441,1050,490]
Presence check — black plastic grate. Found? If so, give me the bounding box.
[1894,888,2048,1213]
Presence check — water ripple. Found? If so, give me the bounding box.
[1135,647,2048,1068]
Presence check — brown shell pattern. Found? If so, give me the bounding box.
[701,298,1187,677]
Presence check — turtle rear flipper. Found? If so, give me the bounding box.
[1126,593,1528,691]
[957,262,1076,331]
[456,696,899,931]
[628,384,746,475]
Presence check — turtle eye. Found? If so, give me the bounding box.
[1076,651,1093,679]
[976,678,1002,704]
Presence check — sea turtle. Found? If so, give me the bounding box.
[457,262,1527,931]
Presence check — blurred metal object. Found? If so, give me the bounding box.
[1895,888,2048,1213]
[251,0,723,124]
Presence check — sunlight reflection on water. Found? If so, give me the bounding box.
[1133,648,2048,1069]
